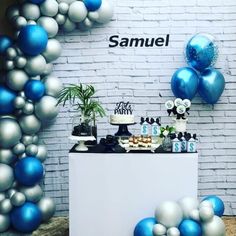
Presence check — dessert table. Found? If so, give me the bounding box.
[69,151,198,236]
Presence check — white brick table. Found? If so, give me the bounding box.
[69,153,198,236]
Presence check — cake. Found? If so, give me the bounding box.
[110,101,135,124]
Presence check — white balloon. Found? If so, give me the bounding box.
[88,12,99,21]
[13,16,27,29]
[7,69,29,91]
[199,206,214,222]
[55,13,66,25]
[189,209,200,222]
[42,63,54,76]
[199,200,213,209]
[42,75,63,97]
[178,197,199,219]
[58,2,69,14]
[21,3,40,20]
[68,1,87,23]
[42,39,62,62]
[37,16,59,38]
[25,55,47,76]
[57,0,76,4]
[96,0,113,24]
[62,18,76,32]
[153,223,167,236]
[6,4,20,21]
[155,201,183,228]
[202,216,226,236]
[40,0,59,17]
[167,227,180,236]
[78,18,94,31]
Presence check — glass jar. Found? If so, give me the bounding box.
[72,115,92,136]
[162,135,172,152]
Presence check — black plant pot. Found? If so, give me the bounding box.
[72,123,91,136]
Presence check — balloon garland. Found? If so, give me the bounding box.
[171,33,225,104]
[134,196,226,236]
[0,0,113,233]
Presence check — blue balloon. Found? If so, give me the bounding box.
[198,68,225,104]
[202,195,225,217]
[14,157,44,186]
[134,217,157,236]
[29,0,45,4]
[17,25,48,56]
[10,202,42,233]
[186,34,218,71]
[24,80,45,101]
[84,0,102,11]
[179,220,202,236]
[171,67,199,100]
[0,35,13,55]
[0,85,16,115]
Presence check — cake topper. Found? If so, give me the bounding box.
[114,101,133,115]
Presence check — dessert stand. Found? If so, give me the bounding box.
[111,123,136,137]
[69,135,96,151]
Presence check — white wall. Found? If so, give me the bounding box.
[41,0,236,216]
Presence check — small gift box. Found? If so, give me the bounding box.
[186,134,197,153]
[140,118,150,136]
[171,134,182,153]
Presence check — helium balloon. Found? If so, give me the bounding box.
[96,0,113,24]
[186,33,218,71]
[0,199,12,214]
[20,3,40,20]
[37,197,56,221]
[0,214,10,232]
[202,196,225,217]
[68,1,88,23]
[62,18,76,32]
[167,227,180,236]
[13,143,26,155]
[25,55,47,76]
[84,0,102,11]
[23,102,34,115]
[42,75,63,97]
[15,56,27,68]
[0,86,16,114]
[6,47,17,59]
[10,202,42,233]
[202,216,225,236]
[58,2,69,14]
[178,197,199,219]
[19,114,41,135]
[0,149,15,164]
[0,35,13,55]
[6,69,29,91]
[10,192,26,206]
[199,206,214,222]
[25,144,38,156]
[153,223,166,235]
[42,39,62,62]
[40,0,59,17]
[20,184,43,203]
[29,0,46,4]
[133,217,157,236]
[37,16,59,38]
[35,96,59,121]
[0,118,22,148]
[36,144,47,162]
[17,25,48,56]
[179,219,202,236]
[0,164,14,191]
[55,13,66,25]
[155,201,183,228]
[198,68,225,104]
[14,96,26,109]
[14,157,44,186]
[171,67,199,100]
[24,80,45,101]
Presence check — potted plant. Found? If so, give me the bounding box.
[57,83,106,144]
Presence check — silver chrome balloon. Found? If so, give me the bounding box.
[62,18,76,32]
[21,3,41,21]
[42,63,54,76]
[0,214,10,232]
[57,0,76,3]
[0,118,22,149]
[7,189,17,198]
[23,102,34,115]
[14,56,27,69]
[35,96,59,121]
[189,209,200,222]
[178,197,199,219]
[36,144,47,162]
[153,223,167,236]
[0,149,15,165]
[38,197,56,221]
[42,39,62,63]
[32,135,39,144]
[25,144,38,156]
[58,2,69,14]
[6,4,20,22]
[25,55,47,76]
[37,16,59,38]
[199,206,214,222]
[20,184,43,202]
[40,0,59,17]
[13,142,26,155]
[4,60,14,71]
[0,193,5,202]
[68,1,87,23]
[167,227,180,236]
[14,16,27,29]
[155,201,183,228]
[19,114,41,135]
[55,13,66,25]
[6,47,17,60]
[14,96,26,109]
[6,69,29,91]
[88,12,99,21]
[10,192,26,207]
[21,135,33,146]
[202,216,226,236]
[42,75,63,97]
[96,0,113,24]
[0,199,12,214]
[27,20,37,25]
[0,164,14,192]
[78,18,94,31]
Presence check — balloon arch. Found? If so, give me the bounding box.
[0,0,113,233]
